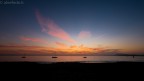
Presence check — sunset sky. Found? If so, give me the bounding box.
[0,0,144,55]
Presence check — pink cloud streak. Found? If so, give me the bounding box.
[20,36,48,44]
[55,42,68,48]
[36,10,76,43]
[78,31,91,39]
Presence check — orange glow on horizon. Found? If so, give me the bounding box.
[0,44,143,55]
[0,44,107,55]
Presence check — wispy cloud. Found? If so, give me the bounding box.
[55,42,68,48]
[36,10,76,43]
[0,44,122,55]
[78,31,91,39]
[20,36,48,44]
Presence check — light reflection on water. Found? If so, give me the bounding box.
[0,56,144,62]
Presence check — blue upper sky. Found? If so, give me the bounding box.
[0,0,144,53]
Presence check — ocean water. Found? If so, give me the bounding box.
[0,56,144,62]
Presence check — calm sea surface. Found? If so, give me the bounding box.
[0,56,144,62]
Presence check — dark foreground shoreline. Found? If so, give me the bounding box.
[0,62,143,80]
